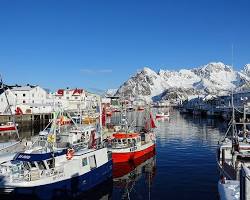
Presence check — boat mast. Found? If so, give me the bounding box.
[98,94,102,143]
[243,104,247,142]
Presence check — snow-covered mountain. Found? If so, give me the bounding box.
[115,62,250,101]
[103,88,118,97]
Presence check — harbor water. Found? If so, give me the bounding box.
[1,109,226,200]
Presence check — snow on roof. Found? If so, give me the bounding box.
[11,86,35,91]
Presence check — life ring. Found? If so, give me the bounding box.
[66,149,75,160]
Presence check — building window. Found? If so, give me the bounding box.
[66,97,69,100]
[32,100,34,103]
[75,97,78,100]
[1,98,3,102]
[32,94,34,97]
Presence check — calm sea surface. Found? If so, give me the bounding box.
[2,109,228,200]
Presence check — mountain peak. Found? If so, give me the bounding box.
[201,62,232,73]
[141,67,156,75]
[243,64,250,76]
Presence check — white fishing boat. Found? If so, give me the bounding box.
[217,97,250,199]
[0,102,112,194]
[0,146,112,194]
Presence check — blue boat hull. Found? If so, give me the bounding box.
[6,160,112,199]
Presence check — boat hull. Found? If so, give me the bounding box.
[155,115,169,119]
[0,160,112,196]
[0,126,16,132]
[113,150,156,178]
[112,143,156,163]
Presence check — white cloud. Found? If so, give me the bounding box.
[80,69,113,74]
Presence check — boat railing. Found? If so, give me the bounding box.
[10,165,65,183]
[111,142,135,149]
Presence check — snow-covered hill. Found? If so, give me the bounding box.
[103,88,118,97]
[115,62,250,101]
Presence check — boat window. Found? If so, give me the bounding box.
[82,158,88,167]
[132,139,136,144]
[118,139,121,144]
[47,159,54,169]
[137,138,140,142]
[88,155,97,170]
[122,139,127,144]
[23,162,30,170]
[30,162,36,168]
[128,139,131,143]
[37,161,46,170]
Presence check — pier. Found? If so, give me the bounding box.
[0,113,52,128]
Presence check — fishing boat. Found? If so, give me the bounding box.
[217,96,250,199]
[217,104,250,181]
[137,106,144,111]
[106,110,112,117]
[110,107,156,163]
[0,107,112,194]
[0,122,18,132]
[0,146,112,194]
[155,111,169,119]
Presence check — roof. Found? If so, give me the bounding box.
[11,86,35,91]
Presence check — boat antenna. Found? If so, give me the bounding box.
[0,75,20,140]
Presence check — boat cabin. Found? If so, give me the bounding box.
[112,133,141,148]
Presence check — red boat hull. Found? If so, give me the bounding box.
[0,126,16,132]
[113,150,156,178]
[112,144,156,163]
[155,115,164,119]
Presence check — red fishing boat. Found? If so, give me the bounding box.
[137,106,144,111]
[110,112,156,163]
[0,122,18,132]
[106,111,112,117]
[155,111,170,119]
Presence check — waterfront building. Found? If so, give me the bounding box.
[53,88,99,111]
[0,88,16,114]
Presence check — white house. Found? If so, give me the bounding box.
[53,88,87,111]
[11,85,48,105]
[0,88,16,114]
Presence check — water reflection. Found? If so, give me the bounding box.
[113,152,156,200]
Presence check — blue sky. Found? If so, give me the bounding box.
[0,0,249,92]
